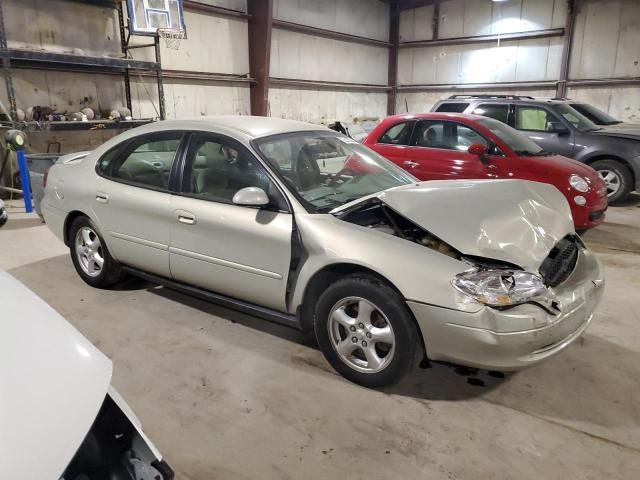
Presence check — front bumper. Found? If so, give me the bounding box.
[409,248,604,371]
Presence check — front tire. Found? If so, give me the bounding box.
[69,216,123,288]
[591,159,633,204]
[314,274,421,388]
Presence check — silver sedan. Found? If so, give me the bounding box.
[42,116,604,388]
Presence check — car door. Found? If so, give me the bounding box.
[93,131,184,277]
[369,120,415,168]
[402,120,500,181]
[513,105,575,157]
[169,132,293,312]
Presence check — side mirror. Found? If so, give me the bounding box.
[547,121,569,135]
[232,187,269,207]
[468,143,490,164]
[468,143,488,156]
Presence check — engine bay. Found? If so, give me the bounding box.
[336,199,460,260]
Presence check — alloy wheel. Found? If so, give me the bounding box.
[75,226,104,277]
[598,169,621,197]
[328,297,395,374]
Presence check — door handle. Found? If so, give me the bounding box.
[403,160,419,168]
[95,192,109,203]
[176,210,196,225]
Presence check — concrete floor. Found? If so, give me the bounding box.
[1,199,639,480]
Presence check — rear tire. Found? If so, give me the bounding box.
[69,216,124,288]
[591,159,633,204]
[314,274,421,388]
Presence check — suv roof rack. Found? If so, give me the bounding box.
[447,94,535,100]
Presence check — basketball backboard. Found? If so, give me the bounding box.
[126,0,186,36]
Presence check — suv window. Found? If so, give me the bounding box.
[181,133,285,209]
[378,121,414,145]
[97,132,183,190]
[473,104,509,123]
[434,102,469,113]
[514,106,560,132]
[411,120,488,150]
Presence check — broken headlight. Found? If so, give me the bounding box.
[452,269,546,307]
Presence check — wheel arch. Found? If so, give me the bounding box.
[583,154,637,187]
[298,263,405,332]
[63,210,89,246]
[298,262,428,365]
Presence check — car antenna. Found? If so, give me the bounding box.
[405,98,409,113]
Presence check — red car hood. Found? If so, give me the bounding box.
[520,153,599,181]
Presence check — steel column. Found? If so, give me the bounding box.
[117,1,132,112]
[387,1,400,115]
[247,0,273,116]
[154,36,166,120]
[557,0,578,98]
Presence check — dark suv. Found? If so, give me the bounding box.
[432,95,640,203]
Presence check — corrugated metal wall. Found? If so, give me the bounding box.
[396,0,640,120]
[268,0,389,124]
[1,0,638,123]
[0,0,251,118]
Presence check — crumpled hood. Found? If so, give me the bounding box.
[0,271,112,480]
[377,180,574,271]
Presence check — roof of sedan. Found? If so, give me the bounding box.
[385,112,487,122]
[155,115,328,139]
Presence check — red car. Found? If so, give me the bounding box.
[363,113,608,232]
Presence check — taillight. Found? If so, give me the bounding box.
[42,170,49,188]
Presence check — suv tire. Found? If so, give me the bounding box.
[69,216,124,288]
[314,274,422,388]
[591,159,633,204]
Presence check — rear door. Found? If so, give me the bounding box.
[169,132,292,311]
[403,120,500,181]
[513,105,575,157]
[93,131,184,277]
[369,120,415,167]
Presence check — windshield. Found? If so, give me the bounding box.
[570,103,620,125]
[476,117,546,156]
[554,104,600,131]
[254,131,415,212]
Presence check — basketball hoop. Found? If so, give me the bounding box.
[157,27,186,50]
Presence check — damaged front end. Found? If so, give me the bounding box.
[333,180,588,315]
[334,197,461,260]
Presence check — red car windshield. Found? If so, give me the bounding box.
[476,117,548,156]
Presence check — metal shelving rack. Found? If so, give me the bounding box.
[0,0,166,130]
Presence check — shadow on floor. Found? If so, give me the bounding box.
[7,254,640,435]
[0,216,44,231]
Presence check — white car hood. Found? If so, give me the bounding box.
[0,271,112,480]
[377,179,574,271]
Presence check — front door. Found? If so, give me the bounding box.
[403,120,501,181]
[369,120,415,168]
[93,131,184,277]
[513,105,575,157]
[169,133,293,312]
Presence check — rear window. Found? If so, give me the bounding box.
[434,102,469,113]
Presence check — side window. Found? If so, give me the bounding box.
[97,132,183,190]
[377,121,414,145]
[182,134,285,209]
[411,120,488,151]
[515,106,558,132]
[434,102,470,113]
[473,104,509,124]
